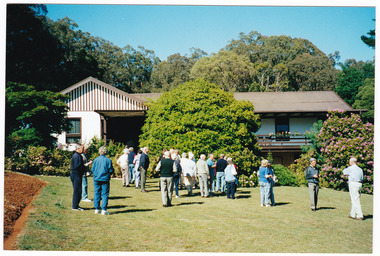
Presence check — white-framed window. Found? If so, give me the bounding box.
[66,118,81,143]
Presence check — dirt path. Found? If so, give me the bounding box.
[3,172,47,250]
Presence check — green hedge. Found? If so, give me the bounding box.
[272,164,300,187]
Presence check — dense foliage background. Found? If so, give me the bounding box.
[139,79,262,177]
[5,5,375,193]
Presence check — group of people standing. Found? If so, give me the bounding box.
[70,144,366,220]
[155,150,239,207]
[70,144,113,215]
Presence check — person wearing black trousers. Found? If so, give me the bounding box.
[70,144,85,211]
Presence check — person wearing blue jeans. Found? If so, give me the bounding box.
[81,147,93,202]
[172,152,182,198]
[92,146,114,215]
[215,154,227,193]
[224,158,237,199]
[259,159,272,207]
[206,154,216,193]
[128,148,136,183]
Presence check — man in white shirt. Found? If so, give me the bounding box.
[343,157,364,220]
[180,152,196,196]
[117,148,130,187]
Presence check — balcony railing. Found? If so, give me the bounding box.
[256,134,311,149]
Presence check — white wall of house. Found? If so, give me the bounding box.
[56,111,101,149]
[256,117,318,135]
[256,118,275,135]
[289,117,318,134]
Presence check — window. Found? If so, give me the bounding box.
[275,117,290,141]
[66,118,81,143]
[275,116,289,134]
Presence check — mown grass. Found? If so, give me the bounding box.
[16,176,373,253]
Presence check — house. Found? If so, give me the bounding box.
[57,77,364,165]
[56,77,148,150]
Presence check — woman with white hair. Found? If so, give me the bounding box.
[117,148,130,187]
[196,154,210,197]
[92,146,114,215]
[259,159,272,207]
[181,152,196,195]
[224,157,237,199]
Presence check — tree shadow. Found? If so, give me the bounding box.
[112,209,156,214]
[318,206,336,210]
[108,196,131,200]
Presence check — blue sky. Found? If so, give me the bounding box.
[45,4,375,63]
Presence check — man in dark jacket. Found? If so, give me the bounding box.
[156,151,177,207]
[215,154,228,193]
[305,158,320,211]
[139,147,150,192]
[70,144,84,211]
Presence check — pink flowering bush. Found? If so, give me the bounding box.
[318,110,374,194]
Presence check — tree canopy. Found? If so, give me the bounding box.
[5,82,70,154]
[139,79,261,176]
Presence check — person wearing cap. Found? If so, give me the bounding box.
[156,151,177,207]
[343,157,364,220]
[305,158,320,211]
[117,148,130,187]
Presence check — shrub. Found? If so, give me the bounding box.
[288,150,316,187]
[318,110,374,194]
[272,164,299,187]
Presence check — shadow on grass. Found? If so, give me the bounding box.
[237,190,251,194]
[236,195,251,199]
[274,202,292,206]
[318,206,336,210]
[108,196,131,200]
[176,202,204,206]
[364,215,373,220]
[107,205,136,209]
[112,208,156,214]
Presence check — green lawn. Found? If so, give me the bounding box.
[16,176,373,253]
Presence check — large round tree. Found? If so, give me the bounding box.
[139,79,261,176]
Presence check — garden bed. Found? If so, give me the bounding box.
[3,172,47,248]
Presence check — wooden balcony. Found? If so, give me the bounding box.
[257,134,311,151]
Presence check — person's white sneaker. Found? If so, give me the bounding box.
[82,198,92,202]
[101,210,110,215]
[72,207,84,211]
[94,209,100,214]
[175,195,180,198]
